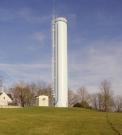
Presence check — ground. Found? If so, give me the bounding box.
[0,107,121,135]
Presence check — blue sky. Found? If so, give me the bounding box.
[0,0,122,94]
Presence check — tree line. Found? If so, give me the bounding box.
[69,80,122,112]
[1,79,122,112]
[7,81,53,107]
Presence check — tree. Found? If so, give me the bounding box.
[11,82,35,107]
[91,93,99,110]
[99,80,113,112]
[75,86,91,109]
[10,81,54,107]
[73,102,82,107]
[68,90,79,107]
[77,87,90,102]
[91,93,105,111]
[78,87,90,103]
[114,95,122,112]
[80,100,91,109]
[97,93,103,111]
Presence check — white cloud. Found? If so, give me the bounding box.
[0,38,122,95]
[32,32,46,44]
[0,63,51,87]
[69,38,122,95]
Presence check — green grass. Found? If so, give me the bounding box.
[0,107,121,135]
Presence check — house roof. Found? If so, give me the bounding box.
[0,92,13,100]
[7,94,13,99]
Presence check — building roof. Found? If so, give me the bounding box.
[0,92,13,100]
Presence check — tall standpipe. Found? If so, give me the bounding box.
[52,17,68,107]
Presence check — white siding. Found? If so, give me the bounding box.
[36,95,49,107]
[0,92,12,106]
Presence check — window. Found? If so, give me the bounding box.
[42,98,46,101]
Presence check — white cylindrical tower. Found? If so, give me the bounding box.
[52,17,68,107]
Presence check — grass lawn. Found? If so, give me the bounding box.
[0,107,121,135]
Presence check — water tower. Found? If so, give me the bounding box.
[52,17,68,107]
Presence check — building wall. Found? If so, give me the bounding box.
[0,92,12,106]
[36,95,49,107]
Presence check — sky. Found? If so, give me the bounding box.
[0,0,122,95]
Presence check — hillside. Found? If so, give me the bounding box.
[0,107,121,135]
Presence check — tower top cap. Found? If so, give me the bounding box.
[54,17,67,23]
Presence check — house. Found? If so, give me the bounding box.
[0,91,13,106]
[36,95,49,107]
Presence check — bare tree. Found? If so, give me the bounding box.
[77,86,90,103]
[75,86,91,108]
[91,93,98,110]
[10,81,54,107]
[91,93,105,111]
[114,95,122,112]
[97,93,103,111]
[68,90,79,107]
[11,82,35,107]
[99,80,113,112]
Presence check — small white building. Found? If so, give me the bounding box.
[36,95,49,107]
[0,92,12,106]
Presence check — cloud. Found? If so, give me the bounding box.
[0,63,51,87]
[0,36,122,95]
[26,32,47,51]
[32,32,46,44]
[69,38,122,95]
